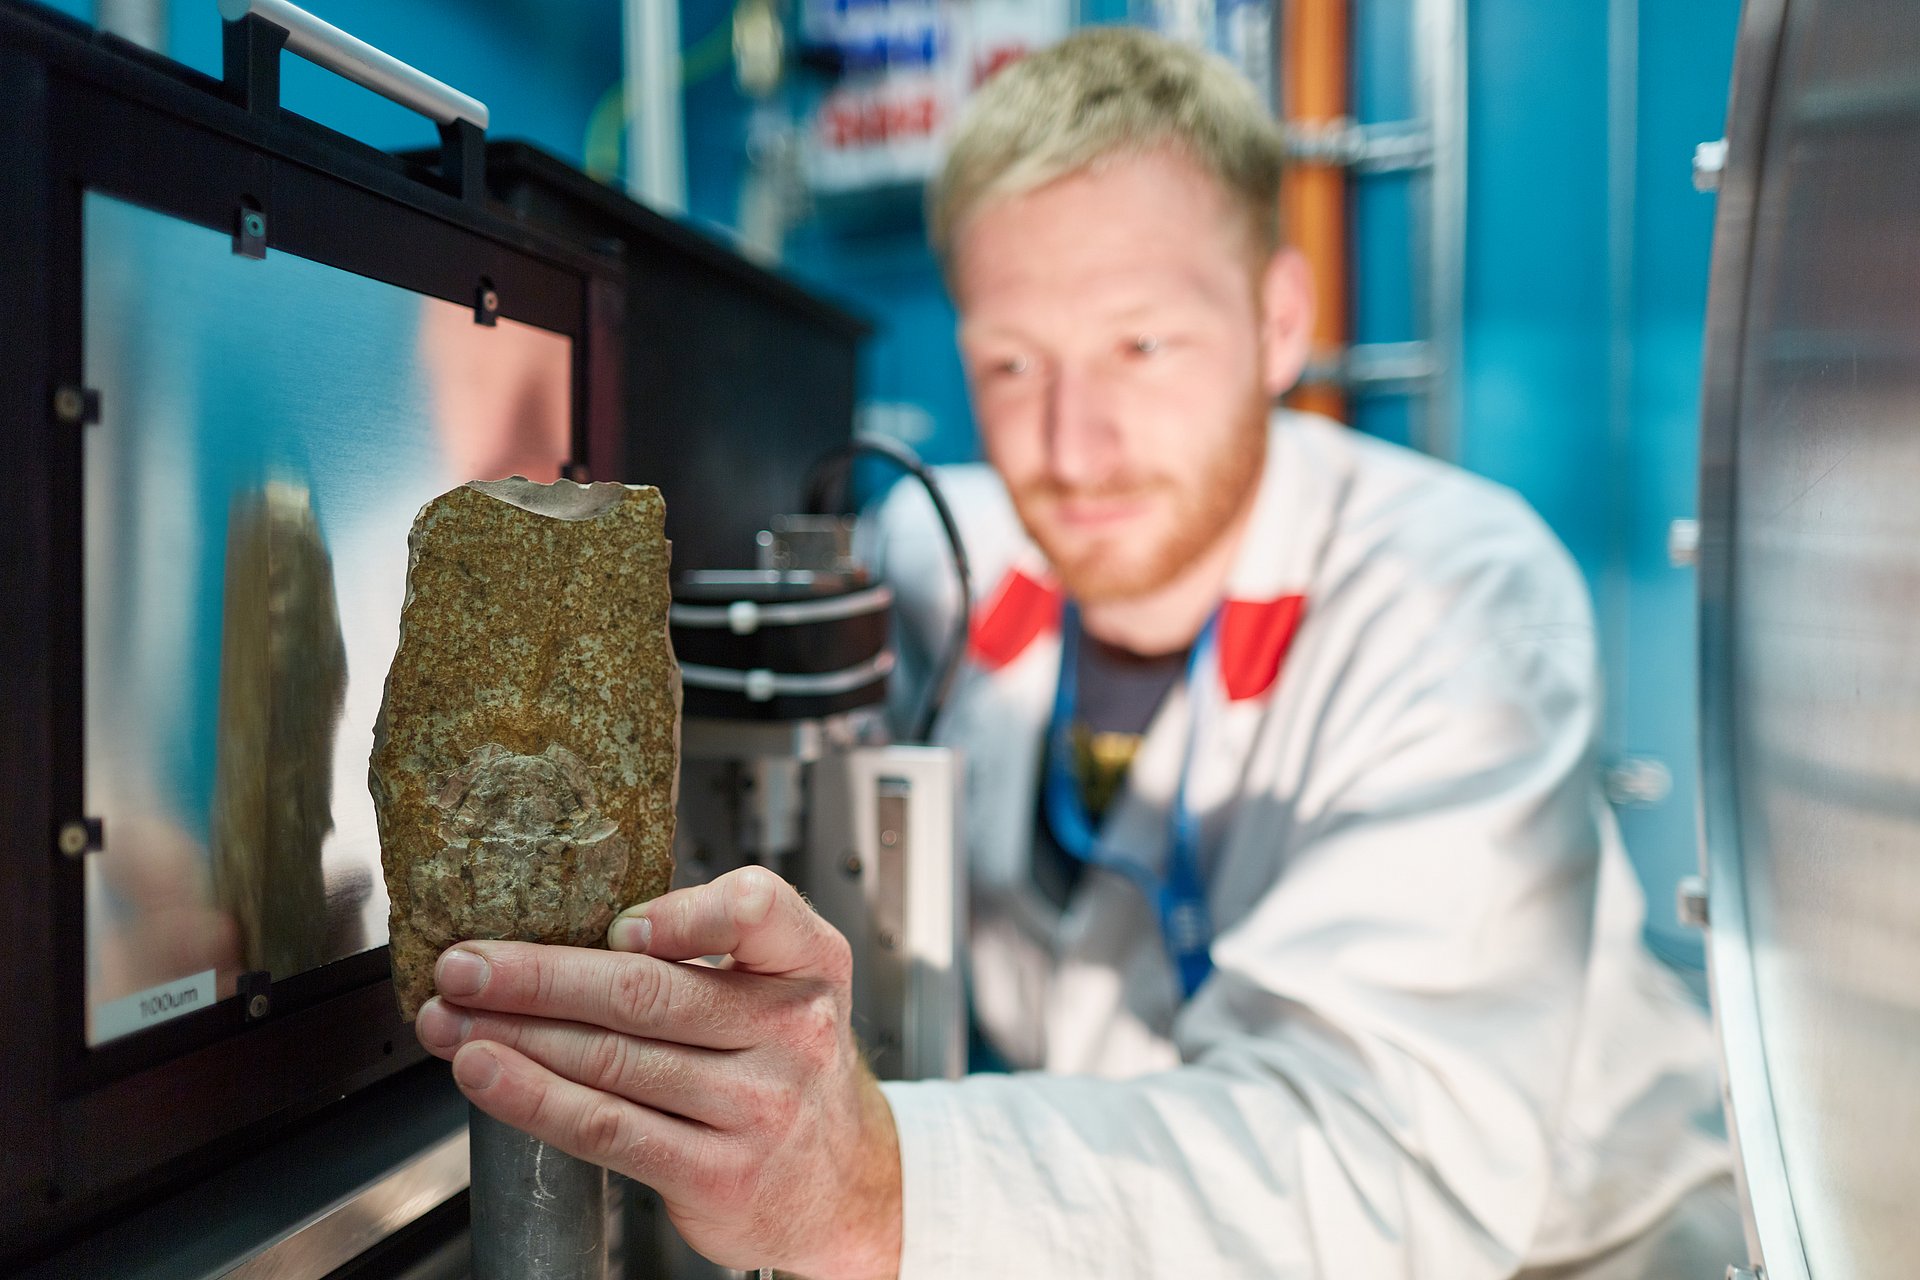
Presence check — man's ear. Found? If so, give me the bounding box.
[1258,247,1316,399]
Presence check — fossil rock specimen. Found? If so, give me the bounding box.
[370,478,678,1019]
[210,481,347,982]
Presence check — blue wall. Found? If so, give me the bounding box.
[1618,0,1741,960]
[1461,2,1613,572]
[1462,0,1739,961]
[40,0,622,168]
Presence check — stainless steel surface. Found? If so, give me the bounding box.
[82,192,570,1042]
[215,0,489,129]
[1411,0,1466,459]
[1279,118,1434,173]
[622,0,687,213]
[758,515,860,574]
[669,584,894,632]
[223,1131,468,1280]
[1696,0,1920,1277]
[805,746,965,1081]
[677,568,864,596]
[676,649,895,700]
[1696,1,1807,1270]
[677,715,857,879]
[740,754,808,858]
[469,1109,609,1280]
[680,716,832,764]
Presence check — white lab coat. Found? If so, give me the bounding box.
[860,414,1735,1278]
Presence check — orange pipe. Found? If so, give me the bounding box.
[1279,0,1349,422]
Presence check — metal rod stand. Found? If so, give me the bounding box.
[469,1106,609,1279]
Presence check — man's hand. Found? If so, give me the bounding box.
[413,867,902,1279]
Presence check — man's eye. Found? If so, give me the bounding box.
[996,355,1031,376]
[1129,334,1162,356]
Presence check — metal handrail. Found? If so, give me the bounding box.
[217,0,489,130]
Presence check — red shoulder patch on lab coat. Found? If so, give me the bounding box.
[1219,595,1307,702]
[969,569,1063,671]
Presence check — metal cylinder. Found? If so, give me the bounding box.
[469,1107,610,1280]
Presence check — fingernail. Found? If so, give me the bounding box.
[609,915,651,953]
[415,997,471,1050]
[436,948,490,998]
[453,1044,501,1091]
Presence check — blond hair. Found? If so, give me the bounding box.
[929,26,1285,266]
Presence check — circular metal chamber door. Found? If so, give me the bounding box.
[1697,1,1920,1277]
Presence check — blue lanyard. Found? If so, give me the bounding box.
[1043,602,1217,999]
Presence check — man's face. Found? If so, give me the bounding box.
[951,149,1309,602]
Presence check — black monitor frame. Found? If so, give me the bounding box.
[0,2,625,1261]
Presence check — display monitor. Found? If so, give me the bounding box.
[80,192,573,1045]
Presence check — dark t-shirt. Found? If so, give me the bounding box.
[1031,633,1189,909]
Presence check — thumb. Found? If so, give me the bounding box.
[608,867,850,983]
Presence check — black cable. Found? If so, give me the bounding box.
[805,435,972,743]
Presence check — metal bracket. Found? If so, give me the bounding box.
[756,515,860,574]
[222,11,287,116]
[1669,518,1701,567]
[473,277,499,326]
[440,117,487,204]
[1678,875,1710,930]
[55,817,103,859]
[234,202,267,259]
[1284,118,1435,173]
[1604,755,1673,808]
[1300,341,1439,396]
[237,970,274,1022]
[1694,138,1729,193]
[51,384,100,426]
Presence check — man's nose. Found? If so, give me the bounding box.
[1044,365,1120,489]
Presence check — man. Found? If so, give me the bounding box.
[411,28,1738,1278]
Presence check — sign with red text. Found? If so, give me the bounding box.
[805,0,1070,194]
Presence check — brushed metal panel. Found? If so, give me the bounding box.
[1699,1,1920,1276]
